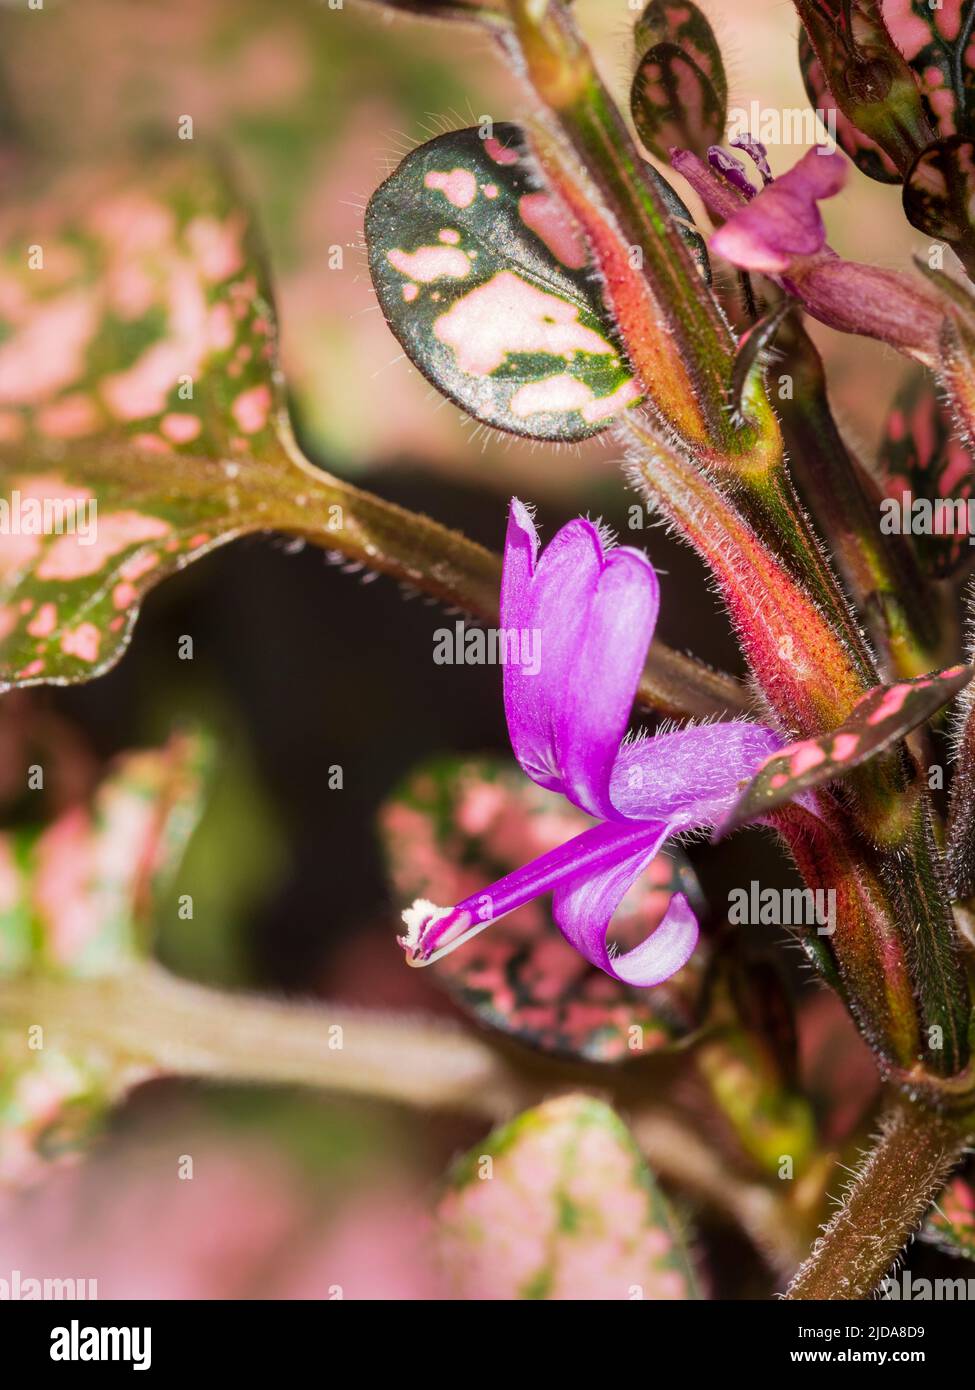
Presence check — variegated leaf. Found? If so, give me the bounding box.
[880,0,975,143]
[716,665,973,836]
[0,156,293,688]
[904,136,975,241]
[0,733,209,979]
[634,1,727,109]
[798,29,901,184]
[923,1173,975,1261]
[879,368,974,578]
[379,757,708,1063]
[631,2,727,162]
[436,1094,700,1300]
[365,124,643,440]
[0,733,209,1187]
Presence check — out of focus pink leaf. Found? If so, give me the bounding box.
[0,155,298,688]
[923,1172,975,1262]
[0,732,209,1188]
[436,1093,700,1300]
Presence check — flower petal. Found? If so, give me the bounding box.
[553,823,698,986]
[610,721,782,824]
[711,148,847,273]
[501,499,659,818]
[399,818,664,967]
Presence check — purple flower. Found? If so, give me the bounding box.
[673,144,946,361]
[710,147,846,273]
[399,501,782,987]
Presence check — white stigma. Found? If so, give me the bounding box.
[399,898,450,950]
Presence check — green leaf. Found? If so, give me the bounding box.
[0,154,294,687]
[365,124,643,440]
[436,1093,700,1299]
[923,1173,975,1262]
[379,756,709,1063]
[631,0,728,164]
[715,665,974,837]
[0,733,208,1187]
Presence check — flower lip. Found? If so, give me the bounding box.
[395,502,784,988]
[710,147,848,273]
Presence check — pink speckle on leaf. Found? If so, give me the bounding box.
[484,137,520,166]
[831,733,860,761]
[26,603,58,639]
[60,623,101,664]
[231,383,272,434]
[789,741,828,777]
[424,168,478,208]
[36,393,99,439]
[387,246,470,283]
[160,412,202,443]
[518,193,588,270]
[37,511,171,581]
[112,582,137,611]
[434,272,614,377]
[867,683,912,726]
[185,214,246,283]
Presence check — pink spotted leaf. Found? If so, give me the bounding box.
[436,1093,701,1300]
[904,136,975,242]
[0,732,209,1187]
[878,367,974,578]
[379,757,710,1063]
[365,124,649,440]
[922,1172,975,1262]
[630,0,728,164]
[715,665,973,837]
[0,155,304,687]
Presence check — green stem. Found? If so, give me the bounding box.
[0,962,803,1267]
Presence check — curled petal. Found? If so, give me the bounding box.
[711,148,847,273]
[610,721,782,824]
[501,499,659,819]
[400,819,670,972]
[553,823,698,986]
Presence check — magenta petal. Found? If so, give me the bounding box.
[711,148,848,273]
[400,819,665,965]
[501,499,659,819]
[552,823,698,986]
[610,722,782,824]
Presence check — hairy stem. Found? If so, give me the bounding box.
[785,1101,970,1299]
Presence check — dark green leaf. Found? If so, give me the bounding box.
[797,29,901,184]
[365,124,643,440]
